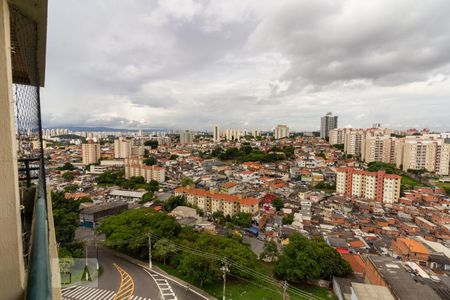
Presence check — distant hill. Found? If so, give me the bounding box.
[44,126,169,132]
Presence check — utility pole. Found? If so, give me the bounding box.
[221,259,229,300]
[148,231,152,269]
[94,234,99,271]
[283,281,288,300]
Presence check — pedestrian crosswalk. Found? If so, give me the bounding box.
[143,270,177,300]
[62,285,151,300]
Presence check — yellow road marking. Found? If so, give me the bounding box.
[113,263,135,300]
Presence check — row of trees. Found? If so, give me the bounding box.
[96,171,159,192]
[210,146,289,163]
[98,208,352,288]
[52,191,91,258]
[97,209,259,286]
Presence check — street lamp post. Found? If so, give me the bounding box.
[148,231,152,269]
[221,259,229,300]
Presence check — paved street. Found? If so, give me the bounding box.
[62,246,208,300]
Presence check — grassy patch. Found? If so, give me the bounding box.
[436,182,450,195]
[154,261,329,300]
[401,175,421,187]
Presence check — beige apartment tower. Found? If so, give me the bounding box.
[82,141,100,165]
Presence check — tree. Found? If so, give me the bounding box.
[153,238,177,265]
[282,213,294,225]
[64,184,79,193]
[143,156,157,166]
[97,209,181,259]
[274,233,351,282]
[163,195,186,212]
[140,192,155,204]
[146,180,160,192]
[52,191,82,244]
[272,198,284,211]
[260,240,279,262]
[57,162,76,171]
[169,154,178,160]
[96,170,119,184]
[62,171,75,181]
[178,253,221,286]
[144,140,159,149]
[230,212,253,227]
[181,177,194,187]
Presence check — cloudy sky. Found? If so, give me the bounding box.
[41,0,450,131]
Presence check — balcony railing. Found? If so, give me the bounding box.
[25,164,52,300]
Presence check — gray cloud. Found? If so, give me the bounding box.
[41,0,450,131]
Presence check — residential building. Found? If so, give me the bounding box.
[225,128,240,141]
[175,187,259,217]
[124,157,166,183]
[391,238,429,265]
[252,129,260,138]
[114,137,130,158]
[336,168,401,203]
[180,130,194,144]
[361,135,398,164]
[82,141,101,165]
[213,125,220,142]
[320,112,338,139]
[397,136,450,175]
[274,124,289,139]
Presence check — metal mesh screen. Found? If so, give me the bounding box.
[10,6,44,185]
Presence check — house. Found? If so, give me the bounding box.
[391,238,429,265]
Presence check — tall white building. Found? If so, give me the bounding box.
[274,125,289,139]
[213,125,220,142]
[252,129,260,138]
[225,129,240,141]
[180,130,194,144]
[114,137,130,158]
[320,112,338,139]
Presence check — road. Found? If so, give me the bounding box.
[62,246,209,300]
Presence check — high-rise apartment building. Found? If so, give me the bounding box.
[361,135,399,164]
[225,128,240,141]
[252,129,260,138]
[331,127,392,157]
[397,136,450,176]
[274,125,289,139]
[180,130,194,144]
[336,168,401,203]
[82,141,101,165]
[124,157,166,183]
[213,125,220,142]
[114,137,130,158]
[320,112,338,138]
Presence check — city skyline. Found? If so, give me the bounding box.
[41,0,450,131]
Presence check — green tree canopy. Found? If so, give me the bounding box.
[230,212,253,227]
[143,156,157,166]
[144,140,159,149]
[260,240,278,262]
[272,198,284,211]
[274,233,351,282]
[181,177,194,187]
[163,195,186,212]
[97,209,181,258]
[62,171,75,181]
